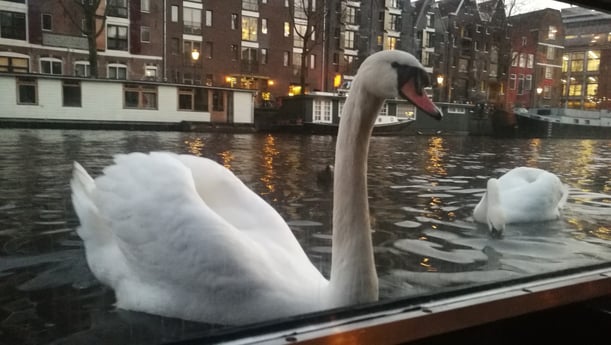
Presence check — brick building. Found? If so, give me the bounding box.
[508,9,565,109]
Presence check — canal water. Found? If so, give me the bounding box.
[1,128,609,344]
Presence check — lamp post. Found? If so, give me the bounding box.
[191,49,200,85]
[536,86,543,108]
[436,75,444,102]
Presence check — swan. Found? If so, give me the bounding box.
[70,50,443,325]
[473,167,569,236]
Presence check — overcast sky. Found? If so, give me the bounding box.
[515,0,572,14]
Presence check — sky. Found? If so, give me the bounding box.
[515,0,572,14]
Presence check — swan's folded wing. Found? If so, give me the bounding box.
[91,153,315,290]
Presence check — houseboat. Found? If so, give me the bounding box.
[274,92,417,135]
[0,73,256,132]
[514,107,611,139]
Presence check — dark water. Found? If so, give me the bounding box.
[0,128,609,344]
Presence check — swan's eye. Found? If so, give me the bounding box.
[392,62,429,96]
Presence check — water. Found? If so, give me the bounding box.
[0,128,609,344]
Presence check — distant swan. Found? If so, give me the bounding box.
[71,50,443,325]
[473,167,569,235]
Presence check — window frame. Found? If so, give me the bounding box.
[123,84,158,110]
[16,77,37,105]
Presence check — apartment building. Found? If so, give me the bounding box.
[508,9,565,109]
[561,7,611,110]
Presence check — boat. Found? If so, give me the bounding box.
[0,73,256,132]
[513,107,611,139]
[303,114,415,135]
[275,92,417,135]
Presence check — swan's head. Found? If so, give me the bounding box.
[356,50,443,120]
[486,178,506,237]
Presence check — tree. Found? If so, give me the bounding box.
[58,0,110,78]
[288,0,326,94]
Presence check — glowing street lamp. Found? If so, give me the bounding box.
[536,86,543,108]
[191,49,200,84]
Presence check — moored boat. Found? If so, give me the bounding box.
[513,107,611,139]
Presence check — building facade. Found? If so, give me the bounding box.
[508,9,565,109]
[561,7,611,111]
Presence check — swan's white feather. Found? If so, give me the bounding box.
[73,152,327,324]
[473,167,568,231]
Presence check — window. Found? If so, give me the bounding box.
[141,0,150,12]
[458,58,468,73]
[344,31,355,49]
[212,90,224,111]
[183,8,201,34]
[310,54,316,69]
[183,40,201,57]
[517,74,524,95]
[546,46,555,60]
[171,6,178,22]
[107,0,128,18]
[543,85,551,99]
[124,84,157,109]
[205,41,213,59]
[141,26,150,43]
[241,47,257,64]
[521,36,527,46]
[284,22,290,37]
[0,55,28,73]
[144,66,157,80]
[527,54,534,68]
[63,80,81,107]
[511,52,518,66]
[525,75,532,91]
[545,66,553,79]
[509,74,516,90]
[293,52,302,67]
[548,25,557,40]
[519,53,526,67]
[388,14,400,31]
[242,0,258,11]
[294,24,306,47]
[346,6,356,24]
[41,13,52,31]
[262,19,268,34]
[261,48,268,64]
[231,44,238,60]
[571,52,584,72]
[1,10,26,40]
[74,61,90,77]
[586,50,600,71]
[385,37,397,50]
[171,37,180,55]
[41,57,63,75]
[16,77,37,105]
[108,63,127,79]
[205,10,212,27]
[242,16,258,41]
[283,51,290,66]
[231,14,238,30]
[107,25,128,50]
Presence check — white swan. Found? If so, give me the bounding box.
[473,167,569,235]
[70,50,443,325]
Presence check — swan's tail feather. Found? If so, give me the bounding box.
[71,162,111,246]
[558,183,570,210]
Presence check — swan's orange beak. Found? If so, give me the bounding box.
[400,79,443,120]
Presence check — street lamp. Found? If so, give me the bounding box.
[536,86,543,108]
[436,75,444,102]
[191,49,200,84]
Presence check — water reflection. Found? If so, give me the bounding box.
[0,129,609,344]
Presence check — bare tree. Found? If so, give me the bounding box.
[58,0,110,78]
[288,0,326,94]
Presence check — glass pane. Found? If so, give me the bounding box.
[18,84,36,104]
[124,90,139,107]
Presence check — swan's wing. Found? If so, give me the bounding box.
[90,153,318,288]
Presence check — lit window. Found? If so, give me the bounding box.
[0,55,29,73]
[231,14,238,30]
[241,16,258,41]
[262,18,268,34]
[141,0,150,13]
[183,8,202,35]
[171,6,178,22]
[205,10,212,27]
[284,22,290,37]
[144,66,157,80]
[548,25,557,40]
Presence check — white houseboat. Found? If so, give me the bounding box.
[514,107,611,138]
[0,73,255,131]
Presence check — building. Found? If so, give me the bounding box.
[561,7,611,111]
[507,8,565,109]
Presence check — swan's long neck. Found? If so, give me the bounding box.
[329,82,382,306]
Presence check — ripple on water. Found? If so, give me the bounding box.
[393,238,488,264]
